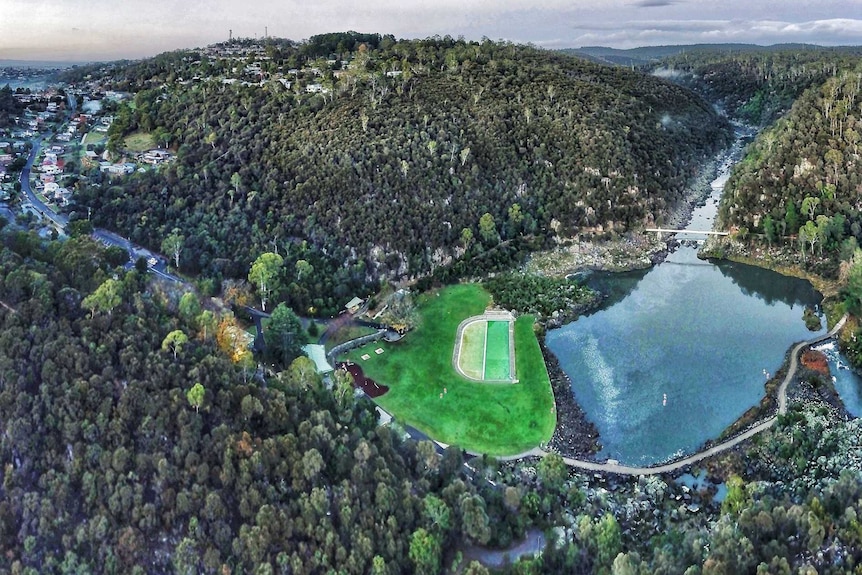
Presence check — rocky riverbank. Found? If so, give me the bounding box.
[540,335,602,458]
[527,134,729,279]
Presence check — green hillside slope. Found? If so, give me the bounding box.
[70,35,730,312]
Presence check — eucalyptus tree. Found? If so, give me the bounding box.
[248,252,283,312]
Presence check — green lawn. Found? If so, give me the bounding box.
[124,131,154,153]
[345,284,555,456]
[484,320,511,380]
[82,132,106,148]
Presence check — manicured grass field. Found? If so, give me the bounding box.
[484,320,511,380]
[82,132,106,147]
[458,321,486,380]
[345,284,555,455]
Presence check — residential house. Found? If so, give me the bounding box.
[345,297,365,314]
[41,165,62,176]
[53,187,72,206]
[142,149,171,165]
[99,162,134,175]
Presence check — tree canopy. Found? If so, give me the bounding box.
[263,302,305,366]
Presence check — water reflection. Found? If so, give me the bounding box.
[712,258,822,308]
[547,245,826,466]
[581,268,650,316]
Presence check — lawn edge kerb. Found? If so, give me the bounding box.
[344,284,556,456]
[452,311,517,383]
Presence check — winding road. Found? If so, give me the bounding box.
[14,103,182,284]
[490,314,848,475]
[19,136,69,232]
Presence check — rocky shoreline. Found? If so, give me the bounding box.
[540,334,602,458]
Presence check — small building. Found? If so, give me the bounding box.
[301,344,334,375]
[142,149,171,164]
[305,83,329,94]
[345,297,365,314]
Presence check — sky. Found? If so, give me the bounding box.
[0,0,861,62]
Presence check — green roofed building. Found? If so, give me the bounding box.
[301,344,335,374]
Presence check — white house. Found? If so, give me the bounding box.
[305,84,330,94]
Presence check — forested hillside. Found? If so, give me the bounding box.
[716,62,862,267]
[656,48,862,125]
[68,35,729,312]
[0,229,533,573]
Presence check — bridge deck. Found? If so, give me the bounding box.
[645,228,729,236]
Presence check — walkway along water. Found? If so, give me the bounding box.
[495,314,848,475]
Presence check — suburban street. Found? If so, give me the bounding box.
[18,137,69,232]
[16,136,181,283]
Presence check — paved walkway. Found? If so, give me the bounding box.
[487,314,848,475]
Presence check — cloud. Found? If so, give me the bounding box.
[1,0,860,60]
[565,18,862,48]
[632,0,679,7]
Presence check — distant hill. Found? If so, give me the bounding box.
[562,43,851,67]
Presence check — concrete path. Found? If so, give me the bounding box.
[489,314,848,475]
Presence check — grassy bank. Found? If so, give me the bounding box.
[344,283,555,456]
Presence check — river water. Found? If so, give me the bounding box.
[812,341,862,417]
[546,136,847,466]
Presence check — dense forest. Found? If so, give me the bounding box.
[0,227,534,573]
[4,225,862,572]
[717,61,862,241]
[65,34,730,313]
